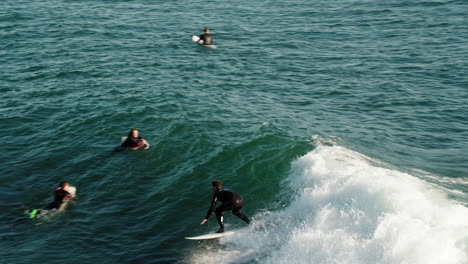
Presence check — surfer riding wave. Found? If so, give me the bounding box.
[200,180,250,233]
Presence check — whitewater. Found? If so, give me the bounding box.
[189,141,468,264]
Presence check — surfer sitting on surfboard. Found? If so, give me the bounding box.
[116,128,150,151]
[200,180,250,233]
[197,27,213,45]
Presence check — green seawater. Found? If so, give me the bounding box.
[1,0,467,263]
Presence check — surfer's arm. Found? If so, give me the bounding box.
[62,192,78,202]
[197,34,204,43]
[203,194,218,220]
[142,139,150,148]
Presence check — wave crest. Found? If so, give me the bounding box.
[189,144,468,264]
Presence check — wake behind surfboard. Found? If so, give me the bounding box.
[185,231,235,240]
[192,36,216,49]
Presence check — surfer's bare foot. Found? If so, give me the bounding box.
[216,227,224,233]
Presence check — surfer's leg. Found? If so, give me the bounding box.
[215,207,225,232]
[45,201,59,210]
[232,207,250,224]
[215,203,232,233]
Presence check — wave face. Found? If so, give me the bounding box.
[189,144,468,264]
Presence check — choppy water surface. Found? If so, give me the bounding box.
[1,0,467,263]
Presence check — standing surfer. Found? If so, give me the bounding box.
[197,27,213,45]
[200,180,250,233]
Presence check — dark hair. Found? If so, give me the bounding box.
[59,181,69,188]
[211,180,222,190]
[204,27,209,32]
[128,128,138,138]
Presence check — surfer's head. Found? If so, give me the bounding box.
[204,27,210,33]
[59,181,69,189]
[211,180,222,191]
[128,128,139,138]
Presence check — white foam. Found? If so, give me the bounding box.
[189,144,468,264]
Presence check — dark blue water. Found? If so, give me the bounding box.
[1,0,467,263]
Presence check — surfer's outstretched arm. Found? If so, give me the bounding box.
[143,139,150,147]
[201,194,218,224]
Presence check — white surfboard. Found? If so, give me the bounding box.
[192,35,216,49]
[185,231,235,240]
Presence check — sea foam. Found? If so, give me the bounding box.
[189,144,468,264]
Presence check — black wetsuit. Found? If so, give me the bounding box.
[120,136,147,150]
[45,188,70,210]
[199,33,213,45]
[205,189,250,232]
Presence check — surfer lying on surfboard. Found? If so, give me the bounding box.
[200,180,250,233]
[29,181,77,218]
[196,27,213,46]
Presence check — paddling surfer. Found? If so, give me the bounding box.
[200,180,250,233]
[44,181,76,210]
[29,181,77,218]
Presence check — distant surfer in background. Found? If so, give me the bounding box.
[200,180,250,233]
[115,128,150,151]
[197,27,213,45]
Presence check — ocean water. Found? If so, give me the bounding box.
[0,0,467,263]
